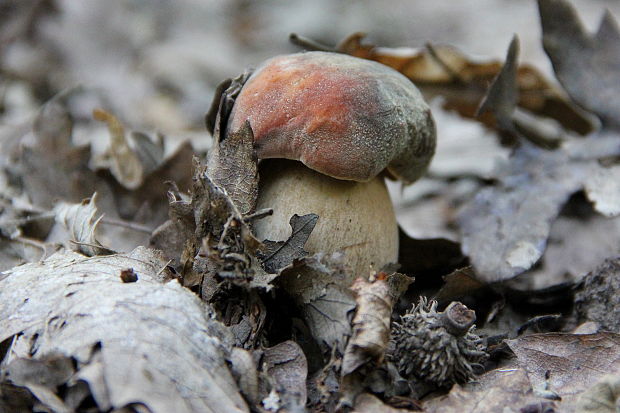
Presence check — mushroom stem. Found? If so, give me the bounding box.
[253,159,399,281]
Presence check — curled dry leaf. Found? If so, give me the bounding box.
[506,332,620,411]
[93,108,145,190]
[52,193,114,256]
[342,276,393,376]
[292,32,593,135]
[539,0,620,129]
[0,247,248,413]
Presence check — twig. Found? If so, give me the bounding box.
[289,33,336,52]
[99,217,153,234]
[425,43,467,84]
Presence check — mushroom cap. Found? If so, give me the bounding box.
[227,51,436,183]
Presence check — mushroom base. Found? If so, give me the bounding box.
[253,159,399,280]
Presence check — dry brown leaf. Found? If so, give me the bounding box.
[459,136,620,284]
[278,253,356,354]
[206,119,258,217]
[508,206,620,291]
[507,332,620,410]
[423,367,551,413]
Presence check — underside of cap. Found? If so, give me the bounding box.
[227,51,436,183]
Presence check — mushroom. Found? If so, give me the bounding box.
[226,51,436,280]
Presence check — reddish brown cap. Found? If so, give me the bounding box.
[227,51,436,183]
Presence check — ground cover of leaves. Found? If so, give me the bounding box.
[2,1,620,412]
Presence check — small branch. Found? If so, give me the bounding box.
[99,217,153,234]
[289,33,336,52]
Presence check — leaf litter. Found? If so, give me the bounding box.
[2,1,620,412]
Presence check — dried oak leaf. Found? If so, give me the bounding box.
[458,137,620,283]
[0,247,248,413]
[3,354,77,413]
[292,32,593,135]
[258,213,318,274]
[51,193,114,256]
[539,0,620,129]
[506,332,620,410]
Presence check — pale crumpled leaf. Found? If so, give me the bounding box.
[353,392,413,413]
[0,247,248,413]
[52,193,114,256]
[506,332,620,411]
[423,368,551,413]
[539,0,620,129]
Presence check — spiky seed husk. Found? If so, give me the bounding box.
[388,297,487,387]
